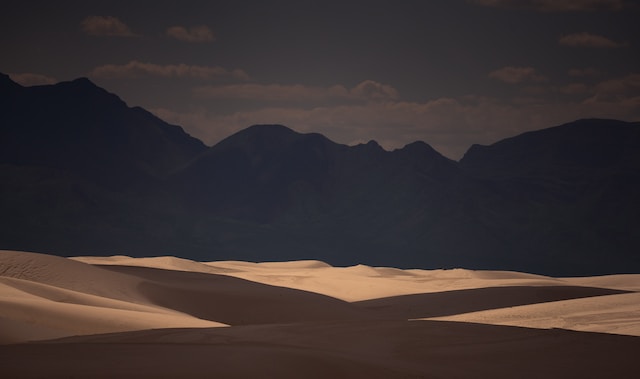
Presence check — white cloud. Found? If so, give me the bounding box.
[559,32,627,48]
[167,25,214,43]
[90,60,249,81]
[80,16,136,37]
[489,66,546,84]
[8,73,57,86]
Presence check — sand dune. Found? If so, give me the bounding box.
[97,265,368,325]
[562,274,640,291]
[0,251,225,344]
[204,261,569,302]
[429,291,640,336]
[74,255,575,301]
[356,285,628,319]
[2,250,639,377]
[72,255,235,275]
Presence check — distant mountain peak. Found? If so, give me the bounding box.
[69,76,97,87]
[365,140,382,148]
[1,72,17,84]
[399,140,436,153]
[43,77,128,109]
[0,74,207,184]
[222,124,298,142]
[245,124,297,133]
[57,77,106,93]
[0,72,24,93]
[213,124,336,154]
[460,118,640,172]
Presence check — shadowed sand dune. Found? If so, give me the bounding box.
[354,286,628,319]
[2,250,640,378]
[97,265,369,325]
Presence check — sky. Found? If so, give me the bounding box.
[2,0,639,160]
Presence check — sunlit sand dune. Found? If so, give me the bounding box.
[0,251,225,344]
[2,250,639,378]
[428,291,640,336]
[204,261,570,301]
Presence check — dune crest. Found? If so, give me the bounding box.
[72,255,233,275]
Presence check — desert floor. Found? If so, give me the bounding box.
[1,250,639,378]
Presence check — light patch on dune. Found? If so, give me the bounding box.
[1,250,146,303]
[562,274,640,292]
[0,295,224,344]
[254,260,332,269]
[425,292,640,336]
[0,276,189,314]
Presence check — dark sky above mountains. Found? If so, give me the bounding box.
[2,0,639,159]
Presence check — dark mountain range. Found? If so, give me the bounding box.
[1,74,638,275]
[0,74,206,187]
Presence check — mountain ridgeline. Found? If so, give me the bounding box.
[2,74,639,276]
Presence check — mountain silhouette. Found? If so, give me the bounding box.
[459,119,640,274]
[1,73,639,275]
[0,75,206,256]
[1,75,205,188]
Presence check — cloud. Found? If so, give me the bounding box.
[559,32,627,48]
[80,16,136,37]
[8,73,57,86]
[167,25,214,43]
[194,80,399,103]
[489,66,546,84]
[556,72,640,100]
[470,0,626,11]
[589,73,640,100]
[90,60,249,81]
[350,80,399,100]
[582,74,640,113]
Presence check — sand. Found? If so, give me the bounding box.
[2,250,639,378]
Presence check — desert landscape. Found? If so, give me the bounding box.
[1,249,639,378]
[3,2,640,378]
